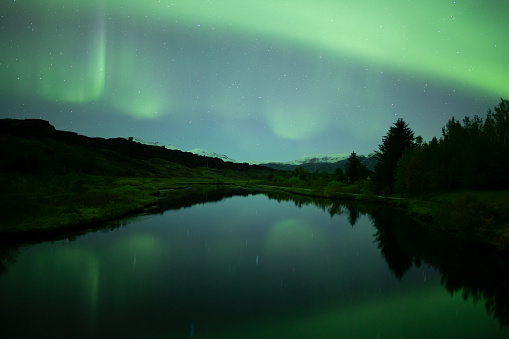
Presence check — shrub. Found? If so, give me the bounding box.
[324,181,345,197]
[288,176,303,187]
[271,175,286,186]
[360,179,376,195]
[344,183,361,194]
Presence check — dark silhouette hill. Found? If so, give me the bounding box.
[0,119,272,176]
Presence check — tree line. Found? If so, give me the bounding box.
[369,98,509,196]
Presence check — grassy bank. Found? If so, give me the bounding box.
[405,191,509,249]
[0,169,262,238]
[278,185,509,250]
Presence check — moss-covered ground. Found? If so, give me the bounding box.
[0,168,263,237]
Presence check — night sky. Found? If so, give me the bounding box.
[1,1,507,162]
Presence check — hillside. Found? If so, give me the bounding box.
[0,119,271,176]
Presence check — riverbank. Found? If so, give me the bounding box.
[277,186,509,251]
[0,171,261,240]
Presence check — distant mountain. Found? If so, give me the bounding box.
[122,137,180,151]
[189,148,236,163]
[286,153,351,165]
[257,153,378,173]
[117,134,378,174]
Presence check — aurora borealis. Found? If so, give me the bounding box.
[1,0,508,162]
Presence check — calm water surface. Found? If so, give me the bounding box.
[0,190,508,338]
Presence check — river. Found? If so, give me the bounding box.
[0,187,508,338]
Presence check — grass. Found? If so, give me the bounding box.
[420,190,509,248]
[0,169,264,237]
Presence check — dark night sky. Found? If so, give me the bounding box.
[1,0,507,162]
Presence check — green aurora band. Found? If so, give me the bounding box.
[1,0,507,122]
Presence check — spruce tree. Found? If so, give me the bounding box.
[374,118,416,194]
[345,151,368,184]
[345,151,361,184]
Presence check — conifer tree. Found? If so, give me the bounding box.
[374,118,416,194]
[345,151,368,184]
[345,151,361,184]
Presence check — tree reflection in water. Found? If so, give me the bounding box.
[367,202,509,328]
[262,189,509,328]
